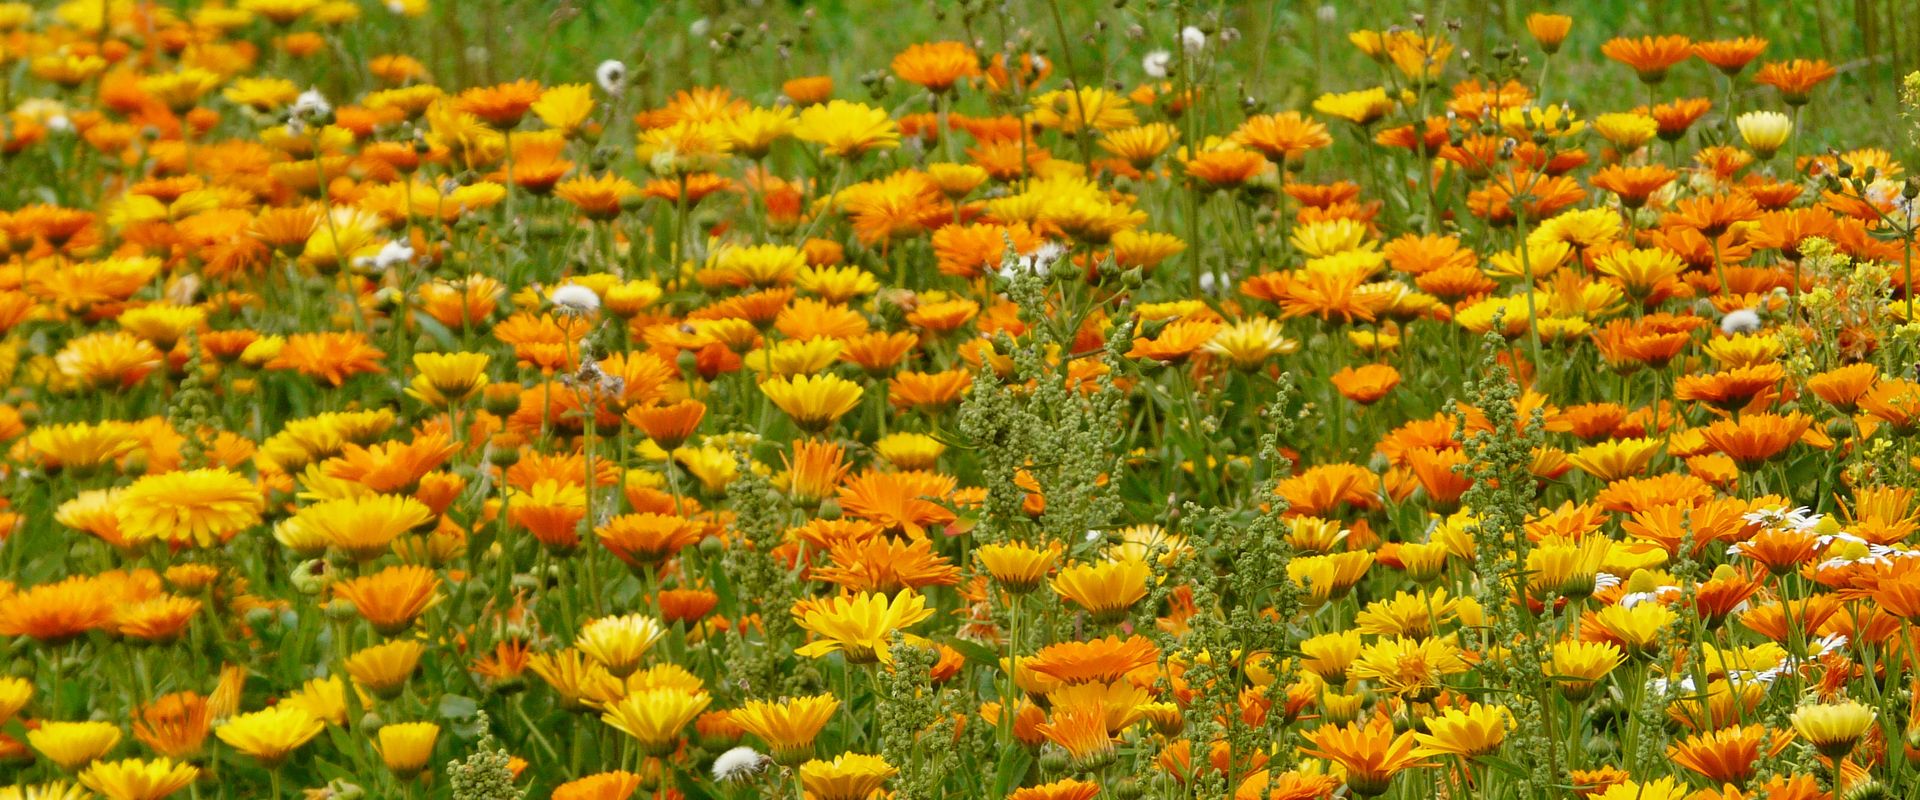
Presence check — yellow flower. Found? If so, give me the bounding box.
[799,752,897,800]
[375,722,440,778]
[1736,110,1792,158]
[77,757,198,800]
[343,640,426,699]
[731,693,840,765]
[1312,87,1395,125]
[0,676,31,725]
[975,541,1062,594]
[793,590,934,664]
[214,706,325,766]
[575,614,668,678]
[1591,112,1659,152]
[1567,438,1663,482]
[1051,558,1150,624]
[1029,88,1137,134]
[295,493,433,562]
[29,720,123,769]
[1203,317,1299,370]
[532,84,595,134]
[1790,700,1876,758]
[760,373,864,433]
[1412,703,1513,759]
[407,351,491,406]
[722,106,798,159]
[1590,602,1678,658]
[114,468,263,548]
[600,688,712,755]
[795,100,900,158]
[1547,641,1624,701]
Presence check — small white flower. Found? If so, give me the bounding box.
[550,283,601,314]
[1000,243,1066,279]
[1198,271,1230,296]
[1719,308,1761,335]
[1316,5,1337,23]
[1181,26,1207,54]
[1142,50,1171,79]
[712,746,767,781]
[597,60,628,95]
[689,17,712,38]
[292,88,331,120]
[1593,572,1622,591]
[46,115,71,133]
[372,240,415,272]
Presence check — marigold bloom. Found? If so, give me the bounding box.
[214,706,324,767]
[1330,364,1400,405]
[1525,13,1572,52]
[1754,59,1836,105]
[1299,717,1429,796]
[77,757,198,800]
[601,688,712,756]
[597,513,704,568]
[1694,37,1767,75]
[799,752,897,800]
[331,564,443,636]
[891,42,979,93]
[793,589,934,664]
[1547,640,1623,701]
[1025,635,1160,685]
[975,541,1063,594]
[29,721,122,769]
[731,693,839,765]
[1411,703,1513,759]
[343,640,425,699]
[796,100,900,158]
[1601,35,1693,83]
[1052,559,1150,624]
[114,468,261,548]
[575,614,667,678]
[132,693,211,759]
[1790,700,1875,758]
[373,721,439,778]
[761,373,864,433]
[552,771,644,800]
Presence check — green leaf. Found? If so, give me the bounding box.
[945,637,1002,670]
[990,745,1034,796]
[411,310,459,351]
[1476,753,1530,778]
[437,693,480,720]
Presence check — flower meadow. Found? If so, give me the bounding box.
[6,2,1920,800]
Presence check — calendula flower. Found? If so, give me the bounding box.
[600,688,712,755]
[792,590,934,664]
[1299,717,1430,797]
[115,468,262,548]
[30,721,123,769]
[1790,700,1875,758]
[375,722,440,778]
[1051,558,1151,624]
[214,706,324,766]
[799,752,897,800]
[730,693,839,765]
[77,757,199,800]
[760,373,864,433]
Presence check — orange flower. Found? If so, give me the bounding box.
[1700,411,1811,468]
[891,42,980,94]
[1525,13,1573,53]
[597,513,704,568]
[332,564,444,636]
[1298,716,1430,797]
[0,575,115,644]
[1128,319,1224,364]
[455,79,544,128]
[1755,59,1836,105]
[1024,635,1160,685]
[1667,724,1791,786]
[1601,35,1694,83]
[1693,37,1768,75]
[836,470,958,538]
[1591,164,1676,209]
[265,332,387,386]
[625,399,705,449]
[556,174,640,220]
[1330,364,1401,405]
[1232,112,1332,161]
